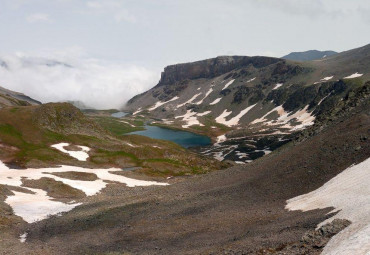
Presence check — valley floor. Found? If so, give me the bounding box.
[1,103,368,254]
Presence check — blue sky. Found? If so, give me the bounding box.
[0,0,369,108]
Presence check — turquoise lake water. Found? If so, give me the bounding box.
[129,125,211,148]
[111,112,128,118]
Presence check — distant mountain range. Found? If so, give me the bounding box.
[0,57,73,69]
[282,50,337,61]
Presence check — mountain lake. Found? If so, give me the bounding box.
[128,125,211,148]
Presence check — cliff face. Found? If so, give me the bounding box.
[157,56,281,86]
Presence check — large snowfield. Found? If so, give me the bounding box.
[286,157,370,255]
[0,159,168,223]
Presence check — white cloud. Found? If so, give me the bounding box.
[26,13,51,23]
[86,0,136,23]
[114,9,136,23]
[0,51,159,109]
[245,0,370,20]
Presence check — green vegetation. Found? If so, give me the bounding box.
[93,116,144,135]
[0,103,223,177]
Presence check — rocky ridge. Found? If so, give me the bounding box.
[125,43,370,164]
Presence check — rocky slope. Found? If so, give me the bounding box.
[282,50,337,61]
[124,43,370,163]
[6,81,368,255]
[0,86,41,107]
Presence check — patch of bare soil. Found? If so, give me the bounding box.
[62,145,83,151]
[47,171,98,181]
[21,177,86,200]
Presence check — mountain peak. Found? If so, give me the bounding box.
[282,50,337,61]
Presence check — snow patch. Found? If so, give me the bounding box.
[219,104,256,127]
[215,109,232,125]
[132,107,142,115]
[344,72,363,79]
[162,119,174,125]
[272,83,283,90]
[321,76,334,81]
[235,161,245,164]
[176,93,201,108]
[119,120,135,127]
[175,110,204,128]
[197,111,211,117]
[222,79,235,90]
[6,188,82,223]
[210,97,222,105]
[251,106,286,124]
[0,161,168,223]
[247,77,256,83]
[51,143,90,161]
[318,92,332,105]
[195,88,213,105]
[216,135,227,143]
[251,105,315,131]
[148,96,179,111]
[19,232,28,243]
[286,157,370,255]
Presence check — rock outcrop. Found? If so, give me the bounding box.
[157,56,281,86]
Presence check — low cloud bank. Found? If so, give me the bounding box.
[0,54,159,109]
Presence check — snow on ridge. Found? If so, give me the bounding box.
[215,109,232,125]
[286,157,370,255]
[175,110,204,128]
[176,93,202,108]
[344,72,363,79]
[251,105,315,131]
[278,105,315,130]
[51,143,90,161]
[195,88,213,105]
[197,111,211,117]
[222,79,235,90]
[272,83,283,90]
[224,104,257,127]
[0,161,168,223]
[215,104,256,127]
[251,106,286,124]
[210,97,222,105]
[133,107,142,115]
[148,96,179,111]
[318,92,332,106]
[321,76,334,81]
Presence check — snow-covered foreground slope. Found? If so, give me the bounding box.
[0,161,168,223]
[286,157,370,255]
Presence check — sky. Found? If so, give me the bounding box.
[0,0,369,109]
